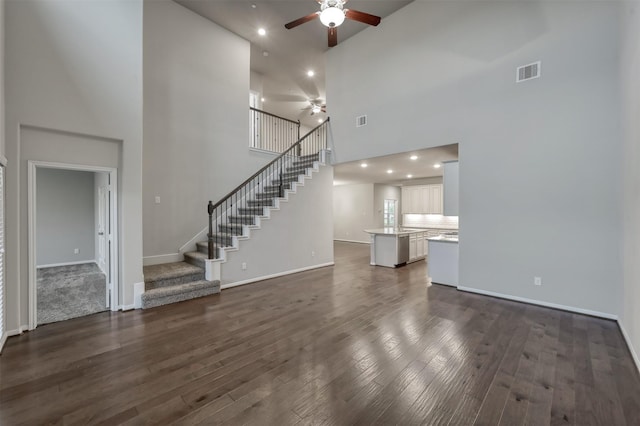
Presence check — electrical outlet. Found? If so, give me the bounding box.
[241,262,247,271]
[534,276,542,286]
[74,248,79,254]
[155,196,161,204]
[311,250,315,257]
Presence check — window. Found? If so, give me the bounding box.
[383,199,397,227]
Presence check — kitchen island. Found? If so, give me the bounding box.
[364,228,427,267]
[427,234,459,286]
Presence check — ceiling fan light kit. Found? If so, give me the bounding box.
[285,0,381,47]
[320,1,346,28]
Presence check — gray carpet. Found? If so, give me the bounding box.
[37,263,107,325]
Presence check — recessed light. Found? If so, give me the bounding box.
[261,98,265,102]
[263,51,269,57]
[307,70,315,77]
[407,174,413,178]
[410,155,418,160]
[361,163,368,168]
[318,118,323,123]
[251,4,257,8]
[387,169,393,174]
[433,164,441,169]
[258,28,266,36]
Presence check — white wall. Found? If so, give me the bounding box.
[621,2,640,366]
[5,0,143,329]
[333,183,374,243]
[327,1,623,316]
[0,0,5,161]
[373,184,401,228]
[36,168,95,266]
[143,0,274,260]
[221,165,334,285]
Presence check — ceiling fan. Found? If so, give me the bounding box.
[284,0,381,47]
[302,101,327,116]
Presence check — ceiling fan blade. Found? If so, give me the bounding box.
[285,12,319,29]
[328,27,338,47]
[345,9,381,26]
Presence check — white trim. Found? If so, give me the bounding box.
[457,286,618,320]
[221,262,335,290]
[249,147,281,157]
[37,260,96,269]
[28,161,120,328]
[0,156,7,167]
[143,253,183,266]
[333,239,370,244]
[0,334,6,353]
[133,282,145,309]
[618,320,640,375]
[121,304,136,311]
[5,325,29,338]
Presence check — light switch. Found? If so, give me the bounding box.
[155,196,161,204]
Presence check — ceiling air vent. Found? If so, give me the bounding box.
[516,61,541,83]
[356,115,367,127]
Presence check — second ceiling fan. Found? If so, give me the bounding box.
[285,0,381,47]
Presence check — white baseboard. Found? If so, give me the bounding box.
[618,320,640,375]
[143,253,183,266]
[121,304,136,311]
[333,239,370,244]
[0,334,6,353]
[37,260,96,269]
[456,286,618,320]
[221,262,335,290]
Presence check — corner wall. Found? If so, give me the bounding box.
[5,0,143,329]
[621,1,640,368]
[327,1,623,316]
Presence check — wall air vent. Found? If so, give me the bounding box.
[516,61,541,83]
[356,115,367,127]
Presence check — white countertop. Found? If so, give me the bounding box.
[364,227,427,236]
[427,235,459,243]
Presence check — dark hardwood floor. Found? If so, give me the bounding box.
[2,242,640,425]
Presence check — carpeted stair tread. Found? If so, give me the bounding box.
[228,215,256,224]
[143,262,203,283]
[196,240,230,254]
[247,199,274,206]
[238,206,265,215]
[184,251,209,268]
[141,280,220,309]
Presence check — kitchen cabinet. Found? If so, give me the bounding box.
[401,184,443,214]
[443,161,459,216]
[409,232,426,263]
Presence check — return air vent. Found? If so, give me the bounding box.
[516,61,541,83]
[356,115,367,127]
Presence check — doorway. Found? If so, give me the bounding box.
[28,162,118,328]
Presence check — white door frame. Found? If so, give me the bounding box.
[27,161,119,330]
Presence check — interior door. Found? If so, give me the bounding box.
[97,185,107,272]
[97,184,110,308]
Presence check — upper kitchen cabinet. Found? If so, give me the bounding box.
[402,184,443,214]
[443,160,459,216]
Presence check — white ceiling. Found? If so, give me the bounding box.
[175,0,413,128]
[333,144,459,186]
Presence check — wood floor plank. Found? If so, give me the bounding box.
[1,242,639,425]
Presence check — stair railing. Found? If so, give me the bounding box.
[207,118,330,259]
[250,107,300,153]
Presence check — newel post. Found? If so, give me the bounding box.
[207,201,214,259]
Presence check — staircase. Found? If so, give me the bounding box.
[140,119,329,309]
